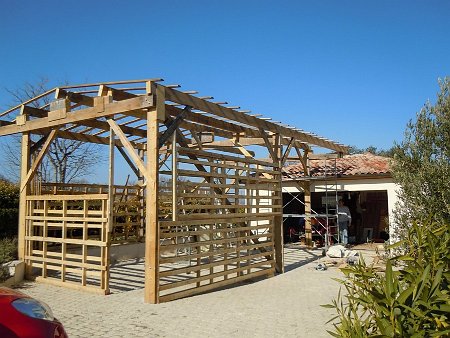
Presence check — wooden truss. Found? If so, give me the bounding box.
[0,79,347,303]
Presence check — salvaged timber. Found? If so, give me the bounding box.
[0,78,348,304]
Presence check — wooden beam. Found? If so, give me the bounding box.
[231,138,273,179]
[163,85,348,153]
[98,85,137,101]
[107,119,149,182]
[200,137,308,150]
[18,130,30,262]
[21,105,48,118]
[281,137,295,166]
[56,88,95,107]
[0,95,154,136]
[144,106,160,304]
[259,128,277,161]
[116,145,140,178]
[166,105,250,135]
[0,88,56,118]
[295,147,309,175]
[20,129,58,192]
[159,106,191,148]
[172,133,178,223]
[59,78,163,90]
[21,104,146,139]
[30,134,49,154]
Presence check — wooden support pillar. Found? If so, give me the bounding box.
[104,127,115,293]
[144,109,160,303]
[273,134,284,274]
[297,147,313,248]
[18,131,30,263]
[144,81,165,304]
[138,149,145,239]
[172,132,178,222]
[304,181,312,247]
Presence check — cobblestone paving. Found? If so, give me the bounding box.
[18,246,344,338]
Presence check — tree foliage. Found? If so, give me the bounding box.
[348,145,395,158]
[391,78,450,234]
[0,178,19,238]
[327,78,450,337]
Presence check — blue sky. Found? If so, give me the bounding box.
[0,1,449,181]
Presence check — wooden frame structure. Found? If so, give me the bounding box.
[0,79,347,303]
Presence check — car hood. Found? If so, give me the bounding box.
[0,287,29,299]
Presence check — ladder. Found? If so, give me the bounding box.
[282,156,340,249]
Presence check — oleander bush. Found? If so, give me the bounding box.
[325,220,450,337]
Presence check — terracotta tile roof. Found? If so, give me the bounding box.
[282,153,391,179]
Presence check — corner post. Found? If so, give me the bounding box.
[144,82,165,303]
[18,127,30,267]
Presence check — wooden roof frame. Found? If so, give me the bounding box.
[0,78,348,155]
[0,78,348,304]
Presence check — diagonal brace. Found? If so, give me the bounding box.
[107,119,149,182]
[159,105,191,148]
[116,145,140,178]
[21,129,58,192]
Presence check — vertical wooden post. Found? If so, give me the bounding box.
[103,127,115,293]
[299,150,312,247]
[18,130,30,265]
[273,134,284,273]
[304,182,312,247]
[144,82,165,304]
[172,132,177,222]
[138,148,145,239]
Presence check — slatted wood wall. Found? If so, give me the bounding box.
[158,146,281,302]
[25,194,110,294]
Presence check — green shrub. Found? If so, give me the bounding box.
[0,180,19,238]
[326,220,450,337]
[0,237,18,282]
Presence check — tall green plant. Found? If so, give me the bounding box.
[0,179,19,238]
[326,220,450,337]
[391,78,450,237]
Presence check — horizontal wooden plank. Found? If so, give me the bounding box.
[25,236,107,247]
[160,223,273,238]
[167,169,276,184]
[160,214,275,227]
[177,157,278,175]
[159,250,274,278]
[27,194,108,201]
[159,259,274,291]
[178,147,277,167]
[35,276,108,295]
[32,250,103,262]
[26,255,106,270]
[177,204,281,211]
[159,267,273,302]
[177,211,280,221]
[159,240,274,264]
[27,216,107,222]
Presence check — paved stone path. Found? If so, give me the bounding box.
[18,246,346,337]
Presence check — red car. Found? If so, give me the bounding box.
[0,287,68,338]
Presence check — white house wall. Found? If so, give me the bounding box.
[282,178,400,240]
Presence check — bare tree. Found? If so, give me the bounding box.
[2,77,106,183]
